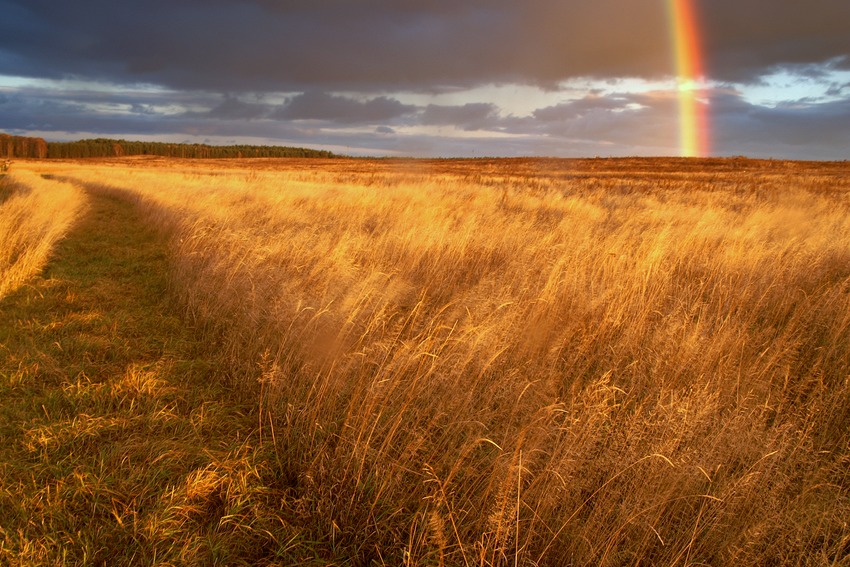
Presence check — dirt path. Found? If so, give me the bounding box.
[0,186,305,564]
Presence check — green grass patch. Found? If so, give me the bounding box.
[0,188,319,565]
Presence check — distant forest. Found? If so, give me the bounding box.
[0,133,336,159]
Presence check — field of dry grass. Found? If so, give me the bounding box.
[5,156,850,564]
[0,170,84,299]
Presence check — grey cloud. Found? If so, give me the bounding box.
[536,92,674,132]
[0,92,173,134]
[3,80,850,159]
[420,103,500,131]
[1,0,849,162]
[0,83,218,112]
[0,89,301,140]
[825,81,850,98]
[710,89,850,157]
[2,0,848,95]
[533,96,638,122]
[206,96,272,120]
[131,104,160,116]
[273,92,416,124]
[701,1,850,82]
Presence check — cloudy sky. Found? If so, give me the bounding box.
[1,0,849,159]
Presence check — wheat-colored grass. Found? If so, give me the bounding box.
[0,170,84,298]
[23,156,850,565]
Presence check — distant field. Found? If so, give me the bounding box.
[3,157,850,565]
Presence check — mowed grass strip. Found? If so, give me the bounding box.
[0,186,311,565]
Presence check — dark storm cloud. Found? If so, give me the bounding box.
[700,1,850,82]
[4,0,845,93]
[1,0,849,159]
[170,91,417,125]
[273,92,415,123]
[0,0,656,91]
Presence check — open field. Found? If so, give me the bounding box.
[2,156,850,565]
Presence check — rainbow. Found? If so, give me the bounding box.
[668,0,709,157]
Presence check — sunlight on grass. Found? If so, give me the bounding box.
[0,182,310,564]
[0,170,84,298]
[7,156,850,564]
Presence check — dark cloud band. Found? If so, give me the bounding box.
[1,0,848,159]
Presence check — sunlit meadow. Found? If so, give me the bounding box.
[7,156,850,564]
[0,170,83,299]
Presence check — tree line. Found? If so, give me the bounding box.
[0,133,335,159]
[0,134,49,158]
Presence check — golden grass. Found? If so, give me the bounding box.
[20,156,850,564]
[0,185,310,564]
[0,170,84,298]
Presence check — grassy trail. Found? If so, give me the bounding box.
[0,186,302,564]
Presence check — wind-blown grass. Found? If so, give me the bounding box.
[0,170,84,298]
[0,184,315,565]
[22,156,850,565]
